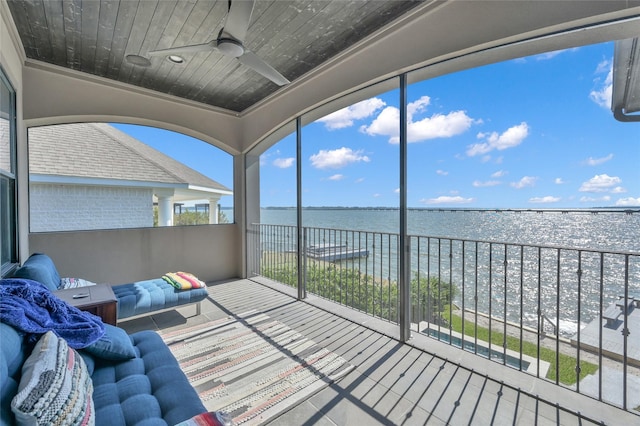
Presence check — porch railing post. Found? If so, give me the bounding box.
[399,73,411,341]
[296,117,305,300]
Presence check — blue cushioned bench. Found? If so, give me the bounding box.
[112,278,207,320]
[12,253,209,322]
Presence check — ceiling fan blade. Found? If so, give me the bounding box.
[148,42,216,56]
[222,0,254,43]
[238,51,290,86]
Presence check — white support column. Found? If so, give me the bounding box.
[208,197,221,224]
[156,191,174,226]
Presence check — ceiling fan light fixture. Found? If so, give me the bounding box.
[167,55,186,64]
[217,39,244,58]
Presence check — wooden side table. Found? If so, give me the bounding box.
[55,284,118,326]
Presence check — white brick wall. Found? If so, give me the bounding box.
[30,183,154,232]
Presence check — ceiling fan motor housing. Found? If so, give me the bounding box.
[218,38,244,58]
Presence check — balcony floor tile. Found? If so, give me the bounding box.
[117,278,637,425]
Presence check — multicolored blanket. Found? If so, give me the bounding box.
[162,272,206,290]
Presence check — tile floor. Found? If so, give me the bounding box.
[118,279,638,425]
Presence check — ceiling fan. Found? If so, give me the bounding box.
[148,0,290,86]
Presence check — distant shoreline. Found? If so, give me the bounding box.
[261,206,640,213]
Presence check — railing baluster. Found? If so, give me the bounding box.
[417,236,421,332]
[427,237,432,336]
[519,245,524,371]
[365,232,370,316]
[537,246,542,379]
[474,240,478,354]
[449,239,453,340]
[461,240,466,350]
[489,242,493,358]
[556,248,561,385]
[438,238,442,338]
[388,233,392,322]
[598,252,604,402]
[623,254,629,411]
[576,250,582,391]
[378,233,382,319]
[503,244,508,366]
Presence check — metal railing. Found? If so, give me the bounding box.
[250,223,640,412]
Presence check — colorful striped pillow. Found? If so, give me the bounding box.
[162,272,205,290]
[11,331,94,425]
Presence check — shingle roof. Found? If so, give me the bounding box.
[28,123,231,193]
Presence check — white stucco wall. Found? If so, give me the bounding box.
[30,183,153,232]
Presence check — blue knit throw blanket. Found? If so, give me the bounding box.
[0,278,105,348]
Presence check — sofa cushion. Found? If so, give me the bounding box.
[0,323,27,426]
[91,330,206,426]
[12,253,61,291]
[11,331,94,425]
[81,324,136,361]
[112,278,208,320]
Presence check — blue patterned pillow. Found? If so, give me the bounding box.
[11,331,94,425]
[81,324,136,361]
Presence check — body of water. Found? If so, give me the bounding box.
[259,208,640,336]
[261,207,640,253]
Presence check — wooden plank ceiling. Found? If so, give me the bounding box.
[7,0,421,112]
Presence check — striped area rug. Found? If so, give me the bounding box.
[161,311,354,425]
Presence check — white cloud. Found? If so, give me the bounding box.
[361,96,475,144]
[529,196,561,203]
[360,106,399,141]
[589,60,613,108]
[616,197,640,206]
[406,111,475,144]
[318,98,386,130]
[473,180,501,187]
[309,147,370,169]
[555,178,565,184]
[394,188,400,193]
[421,195,474,205]
[611,186,627,194]
[584,153,613,166]
[580,195,611,203]
[534,50,564,61]
[355,178,365,183]
[436,169,449,176]
[407,96,431,116]
[373,193,381,198]
[272,157,295,168]
[328,174,344,181]
[467,122,529,157]
[491,170,507,178]
[579,174,622,192]
[595,59,610,74]
[511,176,537,189]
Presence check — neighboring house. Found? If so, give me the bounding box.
[28,123,232,232]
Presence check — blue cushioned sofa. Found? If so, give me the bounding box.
[0,321,207,425]
[12,253,209,321]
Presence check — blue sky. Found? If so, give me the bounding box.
[262,41,639,208]
[114,41,639,209]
